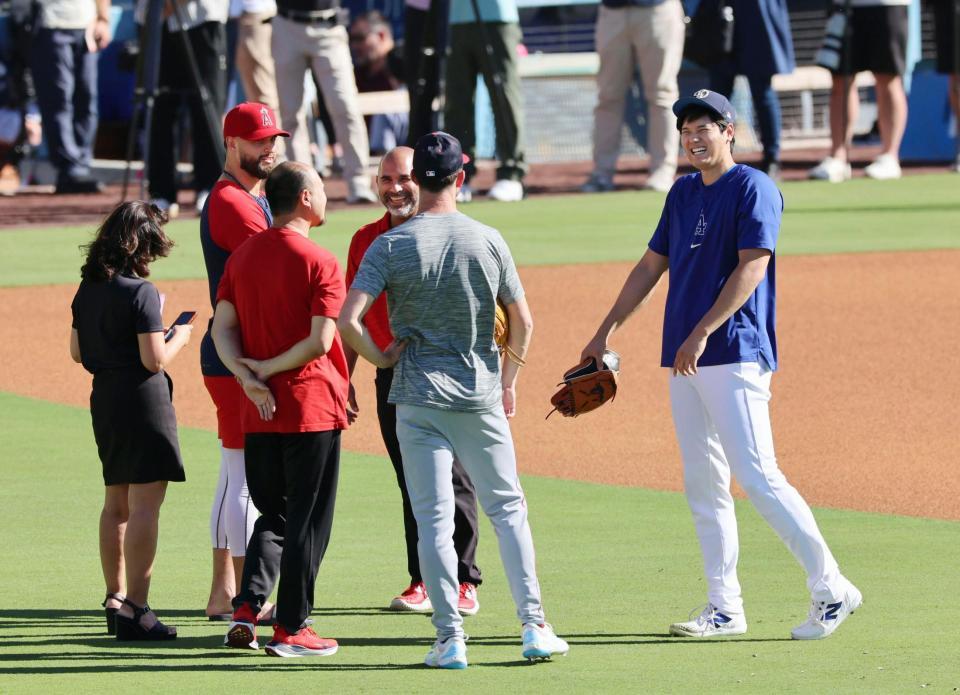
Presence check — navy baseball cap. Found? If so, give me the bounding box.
[672,89,737,126]
[413,131,470,181]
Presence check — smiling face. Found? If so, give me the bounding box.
[679,113,735,177]
[377,148,418,221]
[235,135,280,180]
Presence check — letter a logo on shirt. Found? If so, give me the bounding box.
[691,210,706,248]
[261,107,273,127]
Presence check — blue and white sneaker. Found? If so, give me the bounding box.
[424,635,467,669]
[791,580,862,640]
[521,623,569,660]
[669,603,747,638]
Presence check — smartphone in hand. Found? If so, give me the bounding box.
[164,311,197,342]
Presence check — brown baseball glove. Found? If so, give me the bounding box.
[494,301,508,351]
[547,351,620,418]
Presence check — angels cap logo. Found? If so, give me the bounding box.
[694,89,710,99]
[260,107,273,127]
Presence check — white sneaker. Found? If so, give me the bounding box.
[791,580,862,640]
[808,157,852,183]
[456,183,473,203]
[669,604,748,638]
[488,179,524,202]
[521,622,569,661]
[149,198,180,219]
[580,172,614,193]
[424,635,467,669]
[864,154,902,180]
[644,167,675,192]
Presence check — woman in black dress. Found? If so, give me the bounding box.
[70,201,192,641]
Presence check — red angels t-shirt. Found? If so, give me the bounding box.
[209,179,269,250]
[217,226,349,433]
[345,212,394,352]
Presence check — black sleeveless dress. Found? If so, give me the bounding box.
[71,275,186,485]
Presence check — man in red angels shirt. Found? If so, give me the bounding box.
[213,161,399,657]
[344,146,483,615]
[199,101,288,622]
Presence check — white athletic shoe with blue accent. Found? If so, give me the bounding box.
[424,635,468,669]
[669,604,747,638]
[521,623,569,660]
[791,580,863,640]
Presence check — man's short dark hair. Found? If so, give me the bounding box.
[676,106,736,151]
[417,170,459,193]
[265,162,313,216]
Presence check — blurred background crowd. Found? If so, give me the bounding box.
[0,0,956,207]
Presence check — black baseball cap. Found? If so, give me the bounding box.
[672,89,737,126]
[412,131,470,181]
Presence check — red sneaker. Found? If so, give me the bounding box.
[265,625,339,658]
[458,583,480,616]
[224,602,259,650]
[389,581,433,612]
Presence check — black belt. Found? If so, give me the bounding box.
[277,7,342,25]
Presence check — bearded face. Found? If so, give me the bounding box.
[379,184,417,218]
[237,136,279,180]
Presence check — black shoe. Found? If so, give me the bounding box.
[101,592,124,635]
[55,177,104,194]
[114,599,177,641]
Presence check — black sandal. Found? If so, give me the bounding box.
[114,599,177,641]
[101,593,124,636]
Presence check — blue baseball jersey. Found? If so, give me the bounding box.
[648,164,781,370]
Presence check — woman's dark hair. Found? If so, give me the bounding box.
[80,201,173,281]
[676,106,736,151]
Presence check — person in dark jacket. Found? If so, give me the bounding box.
[708,0,795,179]
[70,201,191,641]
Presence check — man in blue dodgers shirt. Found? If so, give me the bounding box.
[581,90,862,641]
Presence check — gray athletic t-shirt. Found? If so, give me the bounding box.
[351,211,524,412]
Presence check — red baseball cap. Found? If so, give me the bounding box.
[223,102,290,140]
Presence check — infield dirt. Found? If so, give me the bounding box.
[3,250,957,520]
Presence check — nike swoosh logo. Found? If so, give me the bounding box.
[690,243,703,248]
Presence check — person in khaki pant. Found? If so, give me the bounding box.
[271,2,376,203]
[582,0,684,193]
[231,0,285,154]
[233,1,279,107]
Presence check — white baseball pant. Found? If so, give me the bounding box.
[669,362,843,614]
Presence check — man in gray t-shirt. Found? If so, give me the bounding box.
[352,210,523,412]
[339,132,568,669]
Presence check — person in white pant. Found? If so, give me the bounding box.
[339,131,569,668]
[582,90,862,640]
[581,0,685,194]
[271,0,376,203]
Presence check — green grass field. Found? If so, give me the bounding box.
[1,174,959,287]
[1,392,958,693]
[2,178,959,692]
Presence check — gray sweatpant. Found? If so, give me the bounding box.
[396,404,545,640]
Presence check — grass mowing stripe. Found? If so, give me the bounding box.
[1,392,958,692]
[2,174,959,287]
